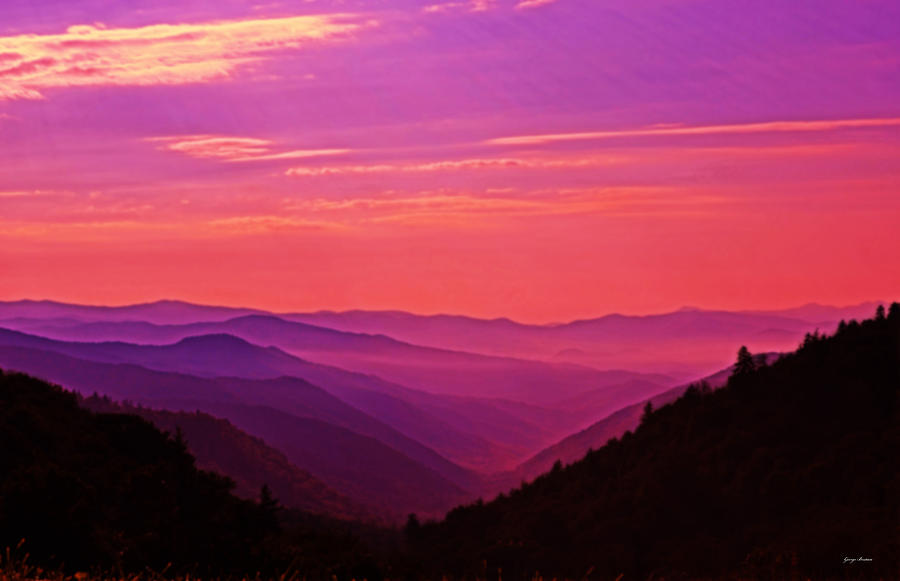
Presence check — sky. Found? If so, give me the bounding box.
[0,0,898,322]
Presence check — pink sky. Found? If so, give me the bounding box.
[1,0,899,322]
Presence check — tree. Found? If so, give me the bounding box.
[734,346,756,377]
[889,302,900,320]
[258,484,280,532]
[876,304,886,320]
[259,484,279,513]
[404,513,421,541]
[641,401,654,423]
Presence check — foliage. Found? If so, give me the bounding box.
[407,304,900,580]
[0,372,396,579]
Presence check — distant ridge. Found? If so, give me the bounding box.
[0,297,890,327]
[0,299,265,324]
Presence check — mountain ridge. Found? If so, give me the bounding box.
[407,305,900,580]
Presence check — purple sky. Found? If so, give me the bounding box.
[1,0,898,321]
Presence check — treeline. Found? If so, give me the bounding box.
[79,395,375,521]
[0,371,397,579]
[407,304,900,580]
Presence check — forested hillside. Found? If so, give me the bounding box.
[0,371,280,573]
[80,395,373,521]
[408,305,900,580]
[0,372,390,578]
[2,306,897,580]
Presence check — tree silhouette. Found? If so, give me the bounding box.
[641,401,654,423]
[876,304,886,320]
[260,484,280,514]
[733,345,756,377]
[404,513,421,541]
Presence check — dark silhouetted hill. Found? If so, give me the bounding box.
[0,328,511,471]
[80,395,372,521]
[407,306,900,580]
[0,370,276,574]
[514,354,778,482]
[0,326,650,470]
[0,346,472,517]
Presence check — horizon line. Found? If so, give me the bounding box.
[0,296,891,327]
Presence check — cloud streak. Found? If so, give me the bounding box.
[0,14,372,100]
[487,118,900,146]
[151,135,350,163]
[0,189,70,198]
[285,155,624,176]
[515,0,559,9]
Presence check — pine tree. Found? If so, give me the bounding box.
[641,401,654,423]
[734,345,756,377]
[889,302,900,320]
[259,484,279,512]
[258,484,280,532]
[405,513,422,541]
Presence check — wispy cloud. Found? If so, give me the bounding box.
[487,118,900,146]
[0,14,373,100]
[422,0,496,14]
[285,155,624,176]
[207,215,347,233]
[150,135,350,163]
[0,189,71,198]
[515,0,559,9]
[278,186,724,226]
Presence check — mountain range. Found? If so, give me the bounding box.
[1,298,877,377]
[2,302,894,579]
[407,307,899,580]
[0,298,889,520]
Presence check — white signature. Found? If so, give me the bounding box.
[843,557,873,564]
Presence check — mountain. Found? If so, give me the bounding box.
[181,399,469,518]
[742,301,886,322]
[2,299,886,380]
[0,369,278,573]
[514,355,778,482]
[549,378,670,413]
[80,395,372,521]
[281,307,863,376]
[0,329,478,484]
[0,315,673,412]
[406,305,899,580]
[0,328,557,470]
[0,299,262,324]
[0,346,472,516]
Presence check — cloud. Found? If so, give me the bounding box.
[285,155,623,176]
[276,186,724,227]
[487,117,900,146]
[515,0,559,9]
[150,135,350,162]
[207,215,347,233]
[0,14,373,100]
[422,1,496,14]
[0,189,71,198]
